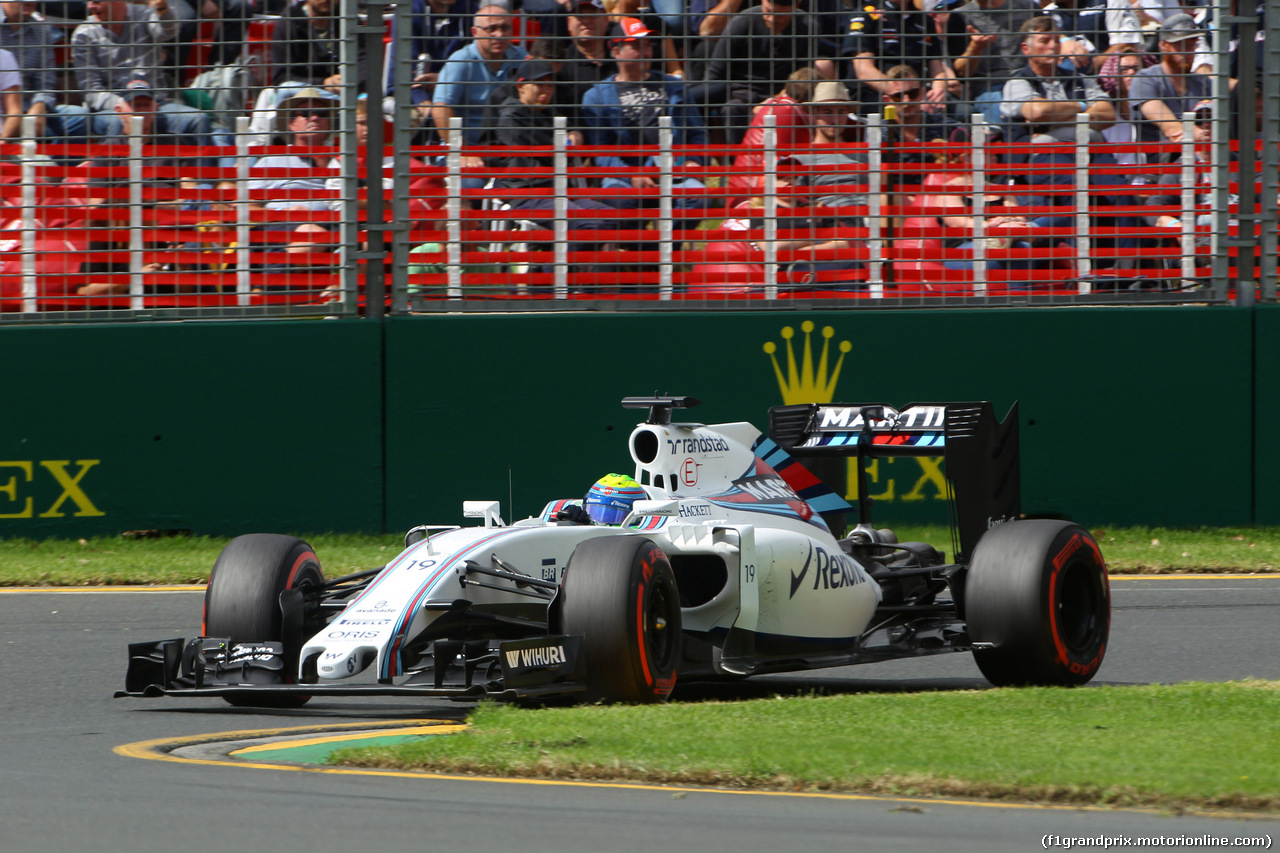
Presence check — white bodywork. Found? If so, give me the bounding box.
[300,417,882,681]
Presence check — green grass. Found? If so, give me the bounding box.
[0,532,401,586]
[1,525,1279,586]
[327,682,1280,813]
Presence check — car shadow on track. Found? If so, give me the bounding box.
[120,702,473,722]
[670,676,993,702]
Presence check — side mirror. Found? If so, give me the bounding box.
[631,500,680,517]
[463,500,504,528]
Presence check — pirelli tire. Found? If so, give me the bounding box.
[203,534,324,708]
[965,520,1110,687]
[560,536,682,703]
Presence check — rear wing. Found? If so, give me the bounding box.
[768,402,1019,562]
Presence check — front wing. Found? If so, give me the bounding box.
[114,635,587,703]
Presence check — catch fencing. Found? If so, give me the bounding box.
[0,0,1272,322]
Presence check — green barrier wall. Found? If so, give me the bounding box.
[1254,305,1280,524]
[0,321,384,536]
[0,307,1258,538]
[383,308,1253,532]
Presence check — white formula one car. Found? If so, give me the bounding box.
[118,395,1110,706]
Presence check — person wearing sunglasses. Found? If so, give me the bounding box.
[580,18,707,211]
[879,64,960,194]
[232,87,343,291]
[431,1,524,155]
[846,0,957,115]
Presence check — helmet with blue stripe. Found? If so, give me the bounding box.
[584,473,646,525]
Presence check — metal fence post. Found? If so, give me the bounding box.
[867,115,884,297]
[658,115,673,300]
[555,115,569,299]
[339,0,368,315]
[763,114,778,300]
[1180,112,1198,286]
[1259,0,1280,298]
[20,115,36,314]
[446,116,463,300]
[1074,114,1092,288]
[129,115,144,311]
[1230,9,1259,305]
[970,114,988,296]
[1208,0,1233,299]
[356,0,389,319]
[235,116,251,305]
[389,0,413,313]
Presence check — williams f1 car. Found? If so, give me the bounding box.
[118,395,1109,706]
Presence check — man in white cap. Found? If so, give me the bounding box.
[771,80,866,283]
[805,79,855,145]
[247,87,340,210]
[232,87,344,288]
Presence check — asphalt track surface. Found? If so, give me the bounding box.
[3,577,1279,853]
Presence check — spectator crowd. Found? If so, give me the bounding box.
[0,0,1261,302]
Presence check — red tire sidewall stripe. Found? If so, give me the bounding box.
[637,543,656,689]
[286,550,318,590]
[635,543,679,699]
[1048,533,1106,678]
[636,577,652,689]
[282,549,318,683]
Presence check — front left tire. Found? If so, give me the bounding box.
[560,536,682,703]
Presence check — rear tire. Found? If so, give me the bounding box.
[203,534,324,708]
[561,536,682,703]
[966,520,1109,686]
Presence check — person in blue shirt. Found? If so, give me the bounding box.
[384,0,477,106]
[580,17,707,209]
[430,0,524,152]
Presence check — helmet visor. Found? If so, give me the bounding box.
[585,500,631,525]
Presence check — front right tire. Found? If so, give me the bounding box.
[203,533,324,707]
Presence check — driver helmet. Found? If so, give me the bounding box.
[584,473,646,525]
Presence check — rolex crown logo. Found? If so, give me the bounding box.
[763,322,852,405]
